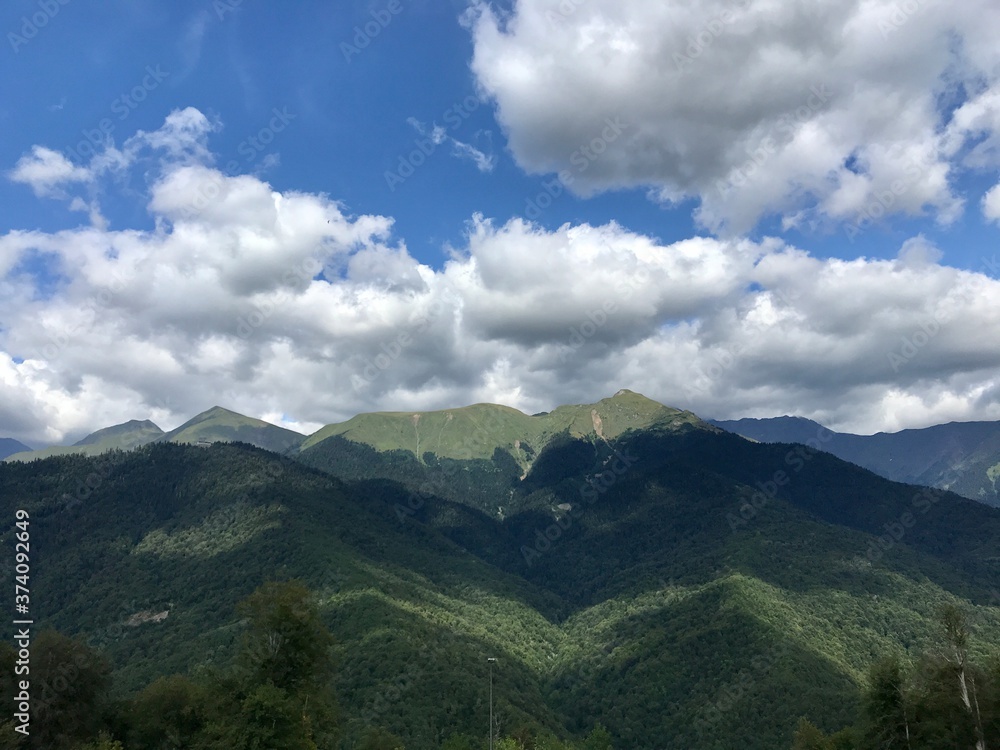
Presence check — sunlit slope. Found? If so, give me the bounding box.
[300,390,705,463]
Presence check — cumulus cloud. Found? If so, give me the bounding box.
[466,0,1000,234]
[2,108,1000,446]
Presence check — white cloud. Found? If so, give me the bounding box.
[984,183,1000,223]
[451,137,498,173]
[9,146,92,197]
[895,235,943,268]
[408,116,497,173]
[467,0,1000,234]
[3,108,1000,446]
[126,106,219,165]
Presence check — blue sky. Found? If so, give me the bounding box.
[2,0,1000,444]
[4,0,705,260]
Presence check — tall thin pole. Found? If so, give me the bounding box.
[488,657,497,750]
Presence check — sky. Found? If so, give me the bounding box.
[1,0,1000,446]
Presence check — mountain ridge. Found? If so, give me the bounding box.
[299,389,706,464]
[4,418,164,463]
[712,415,1000,506]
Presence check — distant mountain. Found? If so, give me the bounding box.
[711,416,1000,506]
[158,405,305,453]
[0,438,31,460]
[4,419,164,462]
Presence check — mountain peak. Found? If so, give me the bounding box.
[5,419,163,462]
[73,419,163,447]
[159,406,304,453]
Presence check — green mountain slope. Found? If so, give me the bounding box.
[157,405,305,453]
[4,419,164,462]
[4,391,1000,748]
[300,389,701,462]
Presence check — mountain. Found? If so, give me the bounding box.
[157,405,305,453]
[4,391,1000,748]
[296,389,706,515]
[712,416,1000,507]
[3,419,164,462]
[0,437,31,460]
[5,406,305,463]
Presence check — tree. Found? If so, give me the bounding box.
[534,734,571,750]
[197,581,339,750]
[862,656,912,749]
[358,726,405,749]
[237,579,335,693]
[792,717,831,750]
[29,630,111,750]
[941,605,987,750]
[582,724,613,750]
[441,734,475,750]
[79,733,124,750]
[125,673,206,749]
[909,655,979,749]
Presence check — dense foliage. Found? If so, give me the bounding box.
[791,605,1000,749]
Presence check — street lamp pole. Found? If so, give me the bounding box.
[487,657,497,750]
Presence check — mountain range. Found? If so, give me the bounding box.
[9,394,999,512]
[3,390,1000,748]
[712,416,1000,507]
[3,407,302,463]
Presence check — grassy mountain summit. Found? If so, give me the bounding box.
[4,419,164,462]
[157,405,305,453]
[295,390,708,517]
[300,389,704,465]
